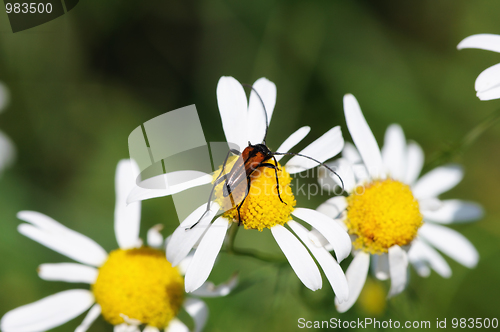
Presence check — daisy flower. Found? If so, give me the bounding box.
[128,76,350,301]
[316,94,482,312]
[458,34,500,100]
[1,160,236,332]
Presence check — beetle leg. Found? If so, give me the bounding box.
[272,156,286,205]
[259,162,287,205]
[236,175,253,226]
[186,148,240,230]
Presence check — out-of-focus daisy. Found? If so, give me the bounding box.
[1,160,236,332]
[128,76,350,301]
[0,81,15,174]
[458,34,500,100]
[316,94,482,312]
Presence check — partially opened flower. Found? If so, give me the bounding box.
[316,94,482,312]
[1,160,236,332]
[458,34,500,100]
[129,76,350,301]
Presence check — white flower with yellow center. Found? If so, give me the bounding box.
[128,76,350,301]
[0,160,236,332]
[458,34,500,100]
[316,94,482,312]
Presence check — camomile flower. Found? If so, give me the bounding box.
[458,34,500,100]
[316,94,482,312]
[128,76,350,301]
[1,160,236,332]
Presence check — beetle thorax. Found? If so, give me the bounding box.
[212,157,296,231]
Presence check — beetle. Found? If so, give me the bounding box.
[187,84,343,229]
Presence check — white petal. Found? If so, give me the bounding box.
[351,165,369,184]
[271,224,322,291]
[457,34,500,53]
[343,94,383,179]
[404,141,424,185]
[166,318,189,332]
[0,130,15,173]
[316,196,348,220]
[247,77,277,145]
[342,142,361,164]
[274,126,311,162]
[17,211,107,267]
[127,172,212,204]
[115,160,141,249]
[475,63,500,97]
[184,217,230,292]
[419,197,443,211]
[143,326,160,332]
[1,289,94,332]
[336,159,356,193]
[216,76,248,151]
[184,298,208,332]
[408,239,451,278]
[166,202,220,267]
[147,224,164,248]
[75,304,101,332]
[422,199,483,224]
[388,245,408,298]
[308,228,335,251]
[475,63,500,100]
[177,252,193,276]
[318,159,356,193]
[191,273,238,298]
[412,164,463,200]
[38,263,98,284]
[419,223,478,268]
[335,251,370,313]
[316,164,337,193]
[114,324,140,332]
[120,314,141,326]
[371,254,389,280]
[285,126,344,174]
[477,84,500,101]
[410,259,431,277]
[381,124,406,181]
[288,221,349,301]
[292,208,351,262]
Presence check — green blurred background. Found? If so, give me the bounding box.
[1,0,499,331]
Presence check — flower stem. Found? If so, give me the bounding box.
[424,107,500,171]
[226,223,239,254]
[225,223,286,264]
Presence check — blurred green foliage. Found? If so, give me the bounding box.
[0,0,499,331]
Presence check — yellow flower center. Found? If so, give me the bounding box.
[346,179,423,254]
[92,247,184,329]
[213,157,296,231]
[358,278,386,316]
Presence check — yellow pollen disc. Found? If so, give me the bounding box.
[213,157,296,231]
[346,179,423,254]
[92,248,184,329]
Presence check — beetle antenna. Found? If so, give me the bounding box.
[273,151,345,193]
[242,83,269,145]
